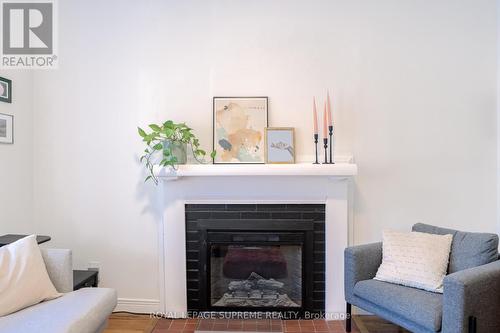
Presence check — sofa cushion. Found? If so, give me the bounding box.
[412,223,499,273]
[0,288,117,333]
[41,249,73,293]
[354,279,442,332]
[0,235,61,317]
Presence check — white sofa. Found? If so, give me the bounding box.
[0,249,117,333]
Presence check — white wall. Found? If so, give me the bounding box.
[31,0,498,308]
[353,0,497,242]
[0,71,33,235]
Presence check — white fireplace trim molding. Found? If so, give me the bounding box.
[157,162,357,317]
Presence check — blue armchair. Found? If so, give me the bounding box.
[344,223,500,333]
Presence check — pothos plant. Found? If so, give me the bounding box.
[138,120,215,185]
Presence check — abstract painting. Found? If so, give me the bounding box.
[213,97,268,164]
[0,77,12,103]
[265,127,295,164]
[0,113,13,144]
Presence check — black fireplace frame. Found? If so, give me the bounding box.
[199,219,314,315]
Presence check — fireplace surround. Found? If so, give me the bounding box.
[185,204,326,316]
[156,162,357,317]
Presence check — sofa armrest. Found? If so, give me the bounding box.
[442,260,500,333]
[344,242,382,303]
[40,249,73,293]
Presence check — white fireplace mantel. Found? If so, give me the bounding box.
[154,162,357,181]
[157,158,357,317]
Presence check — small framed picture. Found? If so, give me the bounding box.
[265,127,295,164]
[213,96,268,164]
[0,113,13,144]
[0,77,12,103]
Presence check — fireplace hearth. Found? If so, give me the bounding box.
[185,204,326,316]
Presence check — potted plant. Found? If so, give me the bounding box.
[138,120,215,185]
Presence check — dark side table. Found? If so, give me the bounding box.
[73,270,99,290]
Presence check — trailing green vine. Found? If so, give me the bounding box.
[138,120,215,185]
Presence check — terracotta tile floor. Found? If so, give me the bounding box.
[150,319,360,333]
[106,313,410,333]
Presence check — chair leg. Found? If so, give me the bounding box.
[468,316,477,333]
[346,303,352,332]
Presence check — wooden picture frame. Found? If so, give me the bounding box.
[265,127,295,164]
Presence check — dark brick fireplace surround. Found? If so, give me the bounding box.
[185,204,326,317]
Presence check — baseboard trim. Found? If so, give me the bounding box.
[114,298,161,313]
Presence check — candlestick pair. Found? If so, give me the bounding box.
[312,134,332,164]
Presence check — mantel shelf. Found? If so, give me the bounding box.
[154,162,357,181]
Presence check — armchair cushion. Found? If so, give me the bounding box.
[412,223,499,273]
[354,279,443,332]
[374,230,452,293]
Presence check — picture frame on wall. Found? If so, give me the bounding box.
[0,77,12,103]
[265,127,295,164]
[0,113,13,144]
[213,96,268,164]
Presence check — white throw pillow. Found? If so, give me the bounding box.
[0,235,61,316]
[374,230,453,293]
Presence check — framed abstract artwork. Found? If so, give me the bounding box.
[0,77,12,103]
[0,113,13,144]
[213,97,268,164]
[265,127,295,164]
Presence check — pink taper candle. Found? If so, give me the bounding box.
[313,97,318,134]
[323,102,328,138]
[327,91,332,126]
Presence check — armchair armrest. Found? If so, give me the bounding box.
[344,242,382,303]
[442,260,500,333]
[40,249,73,293]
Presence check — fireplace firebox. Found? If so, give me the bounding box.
[185,204,326,316]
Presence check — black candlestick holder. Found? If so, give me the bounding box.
[323,138,328,164]
[328,125,334,164]
[313,134,319,164]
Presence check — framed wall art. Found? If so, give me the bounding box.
[213,97,268,164]
[0,77,12,103]
[0,113,13,144]
[265,127,295,164]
